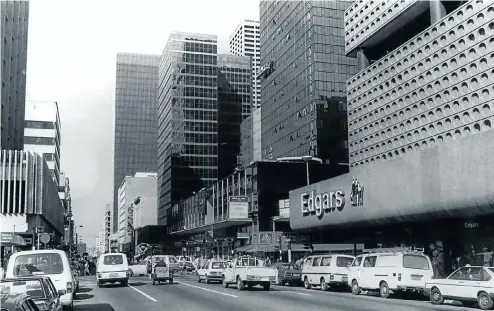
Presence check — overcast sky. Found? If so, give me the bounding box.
[26,0,259,246]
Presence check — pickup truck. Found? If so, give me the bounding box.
[222,256,277,291]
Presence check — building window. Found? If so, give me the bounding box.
[24,121,56,129]
[24,137,56,145]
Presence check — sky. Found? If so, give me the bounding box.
[26,0,259,246]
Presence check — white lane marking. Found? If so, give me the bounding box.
[129,285,158,302]
[178,282,238,298]
[275,289,312,296]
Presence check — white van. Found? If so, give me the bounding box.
[301,254,355,291]
[347,247,434,298]
[96,253,130,287]
[6,250,76,309]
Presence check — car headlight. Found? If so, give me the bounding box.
[246,275,255,281]
[269,276,276,281]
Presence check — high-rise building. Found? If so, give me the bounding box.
[229,20,261,109]
[259,0,357,171]
[113,53,159,232]
[24,101,61,186]
[0,0,29,150]
[217,54,252,179]
[238,107,262,168]
[158,32,218,228]
[104,204,111,252]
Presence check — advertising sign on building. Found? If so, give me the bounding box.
[228,196,249,219]
[237,232,250,239]
[279,208,290,218]
[259,232,273,245]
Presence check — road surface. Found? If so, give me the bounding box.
[73,274,473,311]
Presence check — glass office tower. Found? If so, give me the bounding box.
[158,33,218,229]
[259,0,357,170]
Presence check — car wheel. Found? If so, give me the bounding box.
[169,278,174,284]
[379,281,390,298]
[277,278,283,286]
[430,287,444,305]
[263,282,271,291]
[320,278,329,291]
[222,276,229,288]
[478,291,494,310]
[97,280,102,288]
[236,277,244,291]
[304,277,311,289]
[351,280,361,295]
[129,269,134,277]
[206,275,210,284]
[197,273,201,282]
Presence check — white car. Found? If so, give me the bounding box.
[196,260,228,283]
[129,259,148,276]
[426,266,494,310]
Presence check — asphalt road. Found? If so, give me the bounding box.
[74,274,475,311]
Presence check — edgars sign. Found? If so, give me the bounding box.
[301,190,345,219]
[301,179,364,219]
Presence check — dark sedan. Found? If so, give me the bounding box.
[0,293,40,311]
[273,263,303,286]
[1,277,62,311]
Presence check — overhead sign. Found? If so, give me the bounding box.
[228,196,249,219]
[236,232,250,239]
[301,189,345,219]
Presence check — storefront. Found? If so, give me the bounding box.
[289,130,494,277]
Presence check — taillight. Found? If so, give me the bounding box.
[330,274,334,280]
[126,270,131,277]
[97,273,102,278]
[398,273,402,281]
[66,281,73,293]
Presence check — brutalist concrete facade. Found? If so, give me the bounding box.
[1,0,29,150]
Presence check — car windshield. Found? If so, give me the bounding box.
[14,253,64,276]
[336,257,354,267]
[103,255,123,265]
[168,257,177,263]
[403,255,430,270]
[0,279,46,300]
[211,262,226,269]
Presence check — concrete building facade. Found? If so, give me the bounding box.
[24,101,61,186]
[117,172,157,252]
[0,0,29,150]
[113,53,160,232]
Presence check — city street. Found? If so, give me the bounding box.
[74,275,473,311]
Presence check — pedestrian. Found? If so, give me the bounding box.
[84,261,90,276]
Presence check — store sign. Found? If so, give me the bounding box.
[301,189,345,218]
[279,208,290,218]
[229,196,249,219]
[236,232,250,239]
[465,222,479,229]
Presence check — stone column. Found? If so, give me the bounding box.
[430,0,446,24]
[357,48,370,71]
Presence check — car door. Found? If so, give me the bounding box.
[463,267,488,299]
[309,257,321,285]
[442,267,469,298]
[359,255,377,289]
[348,256,363,285]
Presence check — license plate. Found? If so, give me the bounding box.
[254,277,262,281]
[411,276,422,280]
[342,277,348,282]
[110,273,119,277]
[292,274,301,277]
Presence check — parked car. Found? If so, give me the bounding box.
[196,260,228,283]
[5,250,76,310]
[128,259,147,277]
[302,254,355,291]
[96,253,130,287]
[0,293,41,311]
[426,265,494,310]
[1,276,63,311]
[222,256,277,291]
[347,247,433,298]
[272,263,302,286]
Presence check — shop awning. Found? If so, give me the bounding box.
[246,244,277,253]
[0,233,26,247]
[235,244,254,253]
[171,218,253,235]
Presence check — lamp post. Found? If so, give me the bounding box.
[74,225,83,259]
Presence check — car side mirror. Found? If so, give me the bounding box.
[58,289,66,296]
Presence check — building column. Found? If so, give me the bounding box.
[357,48,370,72]
[430,0,446,24]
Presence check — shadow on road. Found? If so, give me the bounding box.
[75,293,94,301]
[78,287,92,293]
[74,303,114,310]
[129,282,147,287]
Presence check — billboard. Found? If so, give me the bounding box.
[228,196,249,219]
